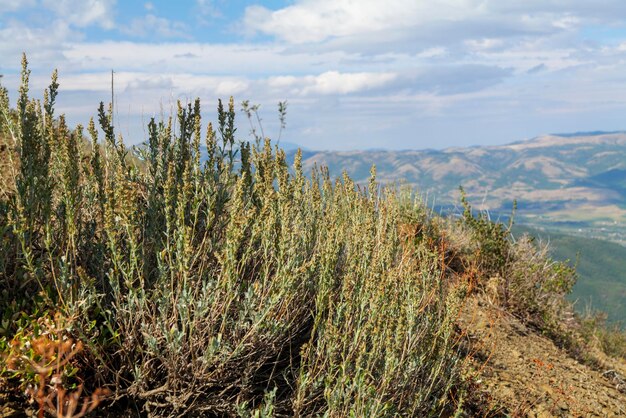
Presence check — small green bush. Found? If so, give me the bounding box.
[505,236,577,341]
[579,311,626,360]
[457,188,577,345]
[459,186,512,279]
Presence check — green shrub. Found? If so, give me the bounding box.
[458,189,577,346]
[579,311,626,360]
[505,236,577,342]
[0,56,466,417]
[459,186,513,279]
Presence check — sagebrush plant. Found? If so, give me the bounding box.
[0,56,468,416]
[2,56,623,417]
[456,188,576,336]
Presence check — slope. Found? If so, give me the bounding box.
[461,296,626,417]
[514,225,626,325]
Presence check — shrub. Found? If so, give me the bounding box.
[458,186,513,279]
[457,189,578,346]
[3,312,110,418]
[0,56,466,417]
[579,311,626,360]
[504,236,577,340]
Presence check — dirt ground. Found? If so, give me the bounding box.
[460,296,626,417]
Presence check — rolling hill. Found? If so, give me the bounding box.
[284,132,626,324]
[287,132,626,244]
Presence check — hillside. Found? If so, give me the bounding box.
[514,225,626,325]
[287,132,626,244]
[460,296,626,416]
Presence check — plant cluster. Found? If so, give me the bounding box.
[579,310,626,360]
[456,188,577,341]
[3,312,110,418]
[1,56,623,417]
[1,56,468,416]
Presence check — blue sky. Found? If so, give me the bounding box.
[2,0,626,150]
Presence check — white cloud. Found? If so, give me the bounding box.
[61,42,350,76]
[47,69,395,101]
[0,0,36,12]
[243,0,439,44]
[121,14,191,39]
[196,0,221,18]
[244,0,561,45]
[0,19,79,67]
[242,0,626,53]
[45,71,249,97]
[552,15,581,30]
[266,71,396,96]
[304,71,396,95]
[466,39,584,73]
[40,0,116,29]
[464,38,505,52]
[416,47,448,59]
[0,0,116,69]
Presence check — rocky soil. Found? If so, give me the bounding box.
[461,297,626,417]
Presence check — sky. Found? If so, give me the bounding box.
[2,0,626,150]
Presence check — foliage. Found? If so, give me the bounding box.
[0,57,466,417]
[578,311,626,360]
[3,312,110,418]
[1,56,623,417]
[512,226,626,357]
[504,236,577,341]
[459,186,514,278]
[514,224,626,325]
[456,189,578,346]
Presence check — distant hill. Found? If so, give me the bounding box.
[283,132,626,324]
[286,132,626,245]
[549,130,626,138]
[574,168,626,199]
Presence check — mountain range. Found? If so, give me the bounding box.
[284,132,626,324]
[287,132,626,244]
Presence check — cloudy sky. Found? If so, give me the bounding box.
[2,0,626,150]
